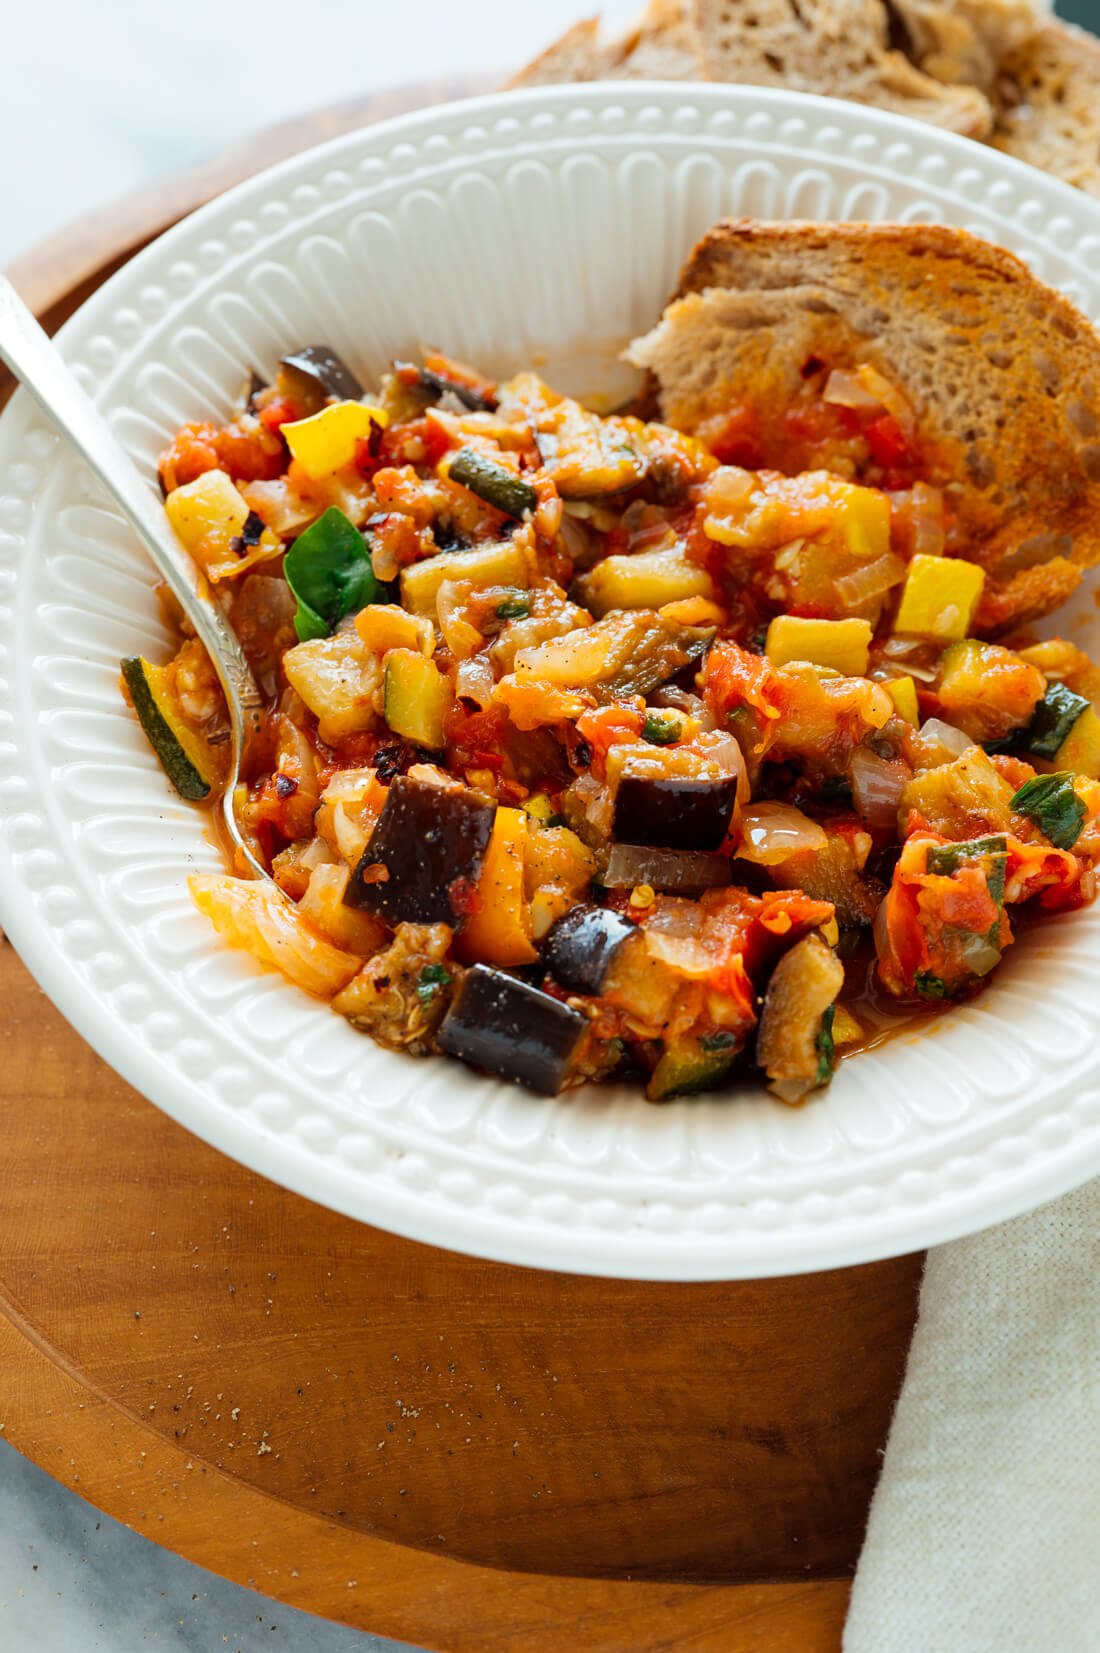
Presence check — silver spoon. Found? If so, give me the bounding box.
[0,273,269,880]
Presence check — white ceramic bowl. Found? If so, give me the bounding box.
[3,84,1100,1279]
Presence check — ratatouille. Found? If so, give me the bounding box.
[122,342,1100,1100]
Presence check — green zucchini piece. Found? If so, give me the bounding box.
[815,1005,837,1085]
[1026,681,1090,759]
[120,656,217,802]
[448,449,538,519]
[1010,772,1086,851]
[1056,706,1100,780]
[646,1033,740,1102]
[383,650,452,749]
[926,835,1008,906]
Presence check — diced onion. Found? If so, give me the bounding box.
[956,931,1002,978]
[566,772,614,841]
[856,365,916,437]
[823,365,915,437]
[771,1075,816,1105]
[917,718,973,764]
[242,479,316,536]
[695,729,750,804]
[604,842,731,892]
[642,900,712,978]
[436,579,483,660]
[738,803,829,865]
[893,482,945,557]
[849,745,911,829]
[455,653,495,708]
[880,635,940,681]
[823,368,883,410]
[833,552,906,609]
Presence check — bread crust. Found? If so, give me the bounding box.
[508,18,603,88]
[689,0,993,138]
[993,21,1100,200]
[628,219,1100,628]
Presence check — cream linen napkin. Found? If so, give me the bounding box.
[844,1180,1100,1653]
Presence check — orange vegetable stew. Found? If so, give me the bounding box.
[121,343,1100,1100]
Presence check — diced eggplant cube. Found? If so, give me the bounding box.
[541,903,637,995]
[345,776,494,927]
[613,773,738,852]
[280,344,364,402]
[438,966,588,1095]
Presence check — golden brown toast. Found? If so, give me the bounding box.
[628,219,1100,631]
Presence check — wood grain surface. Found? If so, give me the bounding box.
[0,82,923,1649]
[0,933,919,1645]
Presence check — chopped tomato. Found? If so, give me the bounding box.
[700,403,762,468]
[575,704,645,774]
[158,421,220,491]
[863,413,911,470]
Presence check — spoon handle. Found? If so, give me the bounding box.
[0,275,268,878]
[0,275,263,725]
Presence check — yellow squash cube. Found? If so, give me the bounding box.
[894,555,985,642]
[400,539,530,617]
[283,400,388,481]
[765,615,872,677]
[355,603,434,657]
[382,650,453,749]
[577,546,715,617]
[165,469,281,581]
[884,675,920,725]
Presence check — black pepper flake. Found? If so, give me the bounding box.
[274,773,298,799]
[801,355,826,379]
[229,510,267,558]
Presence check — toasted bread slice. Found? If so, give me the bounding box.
[509,17,605,87]
[511,3,703,88]
[627,219,1100,630]
[611,0,707,80]
[690,0,992,137]
[885,0,1043,92]
[993,21,1100,199]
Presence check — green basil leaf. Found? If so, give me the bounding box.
[1010,771,1087,851]
[926,835,1008,909]
[284,507,379,641]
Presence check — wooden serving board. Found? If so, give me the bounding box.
[0,82,924,1651]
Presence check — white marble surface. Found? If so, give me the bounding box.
[0,1439,417,1650]
[2,0,637,267]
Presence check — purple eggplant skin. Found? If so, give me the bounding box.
[613,773,739,853]
[437,966,589,1095]
[395,360,498,414]
[345,776,495,927]
[280,345,364,403]
[541,903,637,995]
